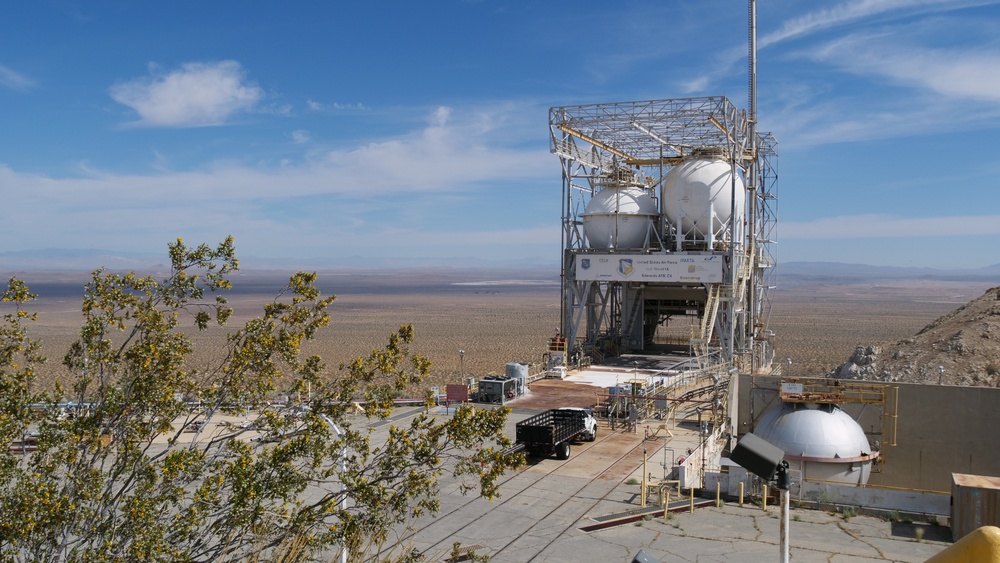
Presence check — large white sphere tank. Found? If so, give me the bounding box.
[753,403,876,485]
[582,186,657,249]
[661,157,745,238]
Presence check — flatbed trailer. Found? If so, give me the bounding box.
[513,407,597,460]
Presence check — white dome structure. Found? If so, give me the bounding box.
[661,157,745,243]
[582,186,657,250]
[754,403,877,485]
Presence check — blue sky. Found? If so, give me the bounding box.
[2,1,999,270]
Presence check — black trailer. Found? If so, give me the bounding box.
[513,408,597,460]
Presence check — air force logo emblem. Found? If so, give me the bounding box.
[618,259,633,276]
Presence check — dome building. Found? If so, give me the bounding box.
[754,403,878,485]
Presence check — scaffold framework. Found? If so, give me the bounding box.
[549,96,778,373]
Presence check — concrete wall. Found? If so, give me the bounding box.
[705,468,951,515]
[737,375,1000,492]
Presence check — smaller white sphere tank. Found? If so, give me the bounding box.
[661,157,745,241]
[582,186,657,250]
[754,403,877,485]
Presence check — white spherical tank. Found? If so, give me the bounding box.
[582,186,657,250]
[754,403,877,485]
[661,157,745,239]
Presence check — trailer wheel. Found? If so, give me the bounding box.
[556,442,571,460]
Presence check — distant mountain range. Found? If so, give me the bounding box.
[0,248,558,275]
[778,261,1000,283]
[2,249,998,283]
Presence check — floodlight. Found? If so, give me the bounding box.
[730,432,790,489]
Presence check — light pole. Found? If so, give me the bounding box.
[731,433,792,563]
[319,415,348,563]
[459,349,465,379]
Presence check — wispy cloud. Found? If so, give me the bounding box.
[807,31,1000,103]
[306,99,368,112]
[0,105,554,258]
[110,61,263,127]
[321,104,547,190]
[783,214,1000,239]
[746,1,1000,146]
[0,64,35,91]
[683,1,1000,101]
[756,0,982,48]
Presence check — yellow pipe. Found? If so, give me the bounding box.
[925,526,1000,563]
[716,482,721,508]
[762,485,768,511]
[739,482,745,507]
[689,487,695,513]
[556,124,632,161]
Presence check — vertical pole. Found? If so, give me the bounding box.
[739,481,745,507]
[762,485,768,510]
[689,487,695,514]
[320,416,349,563]
[641,445,648,507]
[716,482,721,508]
[780,488,790,563]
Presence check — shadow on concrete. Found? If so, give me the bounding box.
[891,521,952,543]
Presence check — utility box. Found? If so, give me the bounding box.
[951,473,1000,541]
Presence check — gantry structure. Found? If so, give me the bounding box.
[548,96,778,373]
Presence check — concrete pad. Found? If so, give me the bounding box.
[384,407,955,562]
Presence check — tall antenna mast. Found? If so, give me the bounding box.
[748,0,758,135]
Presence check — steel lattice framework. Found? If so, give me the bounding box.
[548,96,778,373]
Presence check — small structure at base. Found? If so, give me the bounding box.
[952,473,1000,542]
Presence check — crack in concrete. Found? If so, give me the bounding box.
[838,520,890,560]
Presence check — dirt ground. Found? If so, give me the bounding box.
[6,270,994,393]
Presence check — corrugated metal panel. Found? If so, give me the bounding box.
[952,473,1000,541]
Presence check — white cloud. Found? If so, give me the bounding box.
[305,99,368,112]
[782,214,1000,239]
[110,61,263,127]
[0,105,554,259]
[684,0,1000,103]
[762,0,924,48]
[0,64,35,91]
[322,105,550,190]
[291,129,311,144]
[760,0,998,49]
[808,32,1000,103]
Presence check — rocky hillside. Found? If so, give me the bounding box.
[831,286,1000,387]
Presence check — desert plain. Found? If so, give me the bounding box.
[8,268,996,394]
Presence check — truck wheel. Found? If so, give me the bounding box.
[587,428,597,442]
[556,442,571,460]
